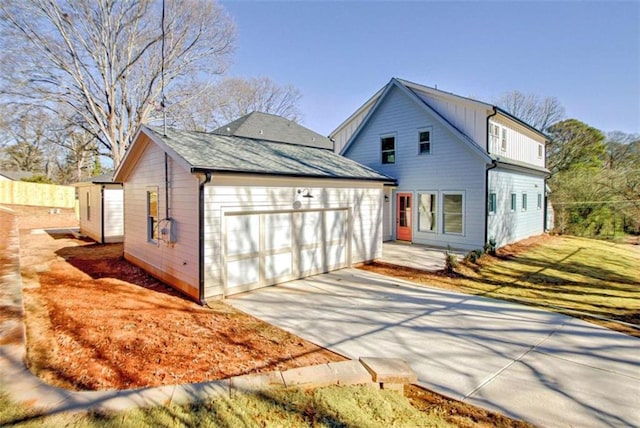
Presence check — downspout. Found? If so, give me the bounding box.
[198,171,212,305]
[164,153,170,220]
[484,107,499,246]
[100,185,105,244]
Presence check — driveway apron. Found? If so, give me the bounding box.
[228,268,640,428]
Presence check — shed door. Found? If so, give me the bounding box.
[224,209,348,295]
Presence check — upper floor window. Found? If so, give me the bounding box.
[510,192,517,212]
[537,193,543,210]
[381,135,395,164]
[538,144,544,159]
[489,123,500,146]
[418,128,432,155]
[501,128,508,151]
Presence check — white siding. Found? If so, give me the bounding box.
[489,116,546,168]
[103,186,123,242]
[123,137,200,298]
[413,90,489,149]
[487,168,545,247]
[78,185,103,243]
[203,175,383,298]
[343,85,488,250]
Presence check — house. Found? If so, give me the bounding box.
[0,170,34,181]
[113,113,394,303]
[331,78,550,250]
[74,173,124,244]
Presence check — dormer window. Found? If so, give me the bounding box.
[489,123,500,146]
[538,144,543,158]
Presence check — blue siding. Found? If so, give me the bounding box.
[344,86,488,250]
[487,168,545,247]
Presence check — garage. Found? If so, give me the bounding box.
[224,208,348,294]
[115,114,395,303]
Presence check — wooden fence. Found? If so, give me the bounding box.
[0,180,76,208]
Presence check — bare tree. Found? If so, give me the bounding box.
[495,90,565,132]
[0,0,235,167]
[171,76,303,132]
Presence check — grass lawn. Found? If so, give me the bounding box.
[363,235,640,337]
[0,384,531,428]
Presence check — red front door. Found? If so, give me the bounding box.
[396,193,412,241]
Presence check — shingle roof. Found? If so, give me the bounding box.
[212,112,334,150]
[145,125,394,182]
[0,170,33,181]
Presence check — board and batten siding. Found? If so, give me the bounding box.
[122,137,200,300]
[412,91,488,150]
[487,168,545,247]
[343,84,488,250]
[489,116,546,168]
[203,175,383,299]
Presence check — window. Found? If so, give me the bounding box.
[86,191,90,221]
[522,193,528,211]
[147,188,159,242]
[418,128,432,155]
[488,192,497,215]
[418,192,437,232]
[537,193,543,210]
[489,123,500,147]
[501,128,508,151]
[538,144,544,159]
[443,193,463,234]
[510,193,517,212]
[381,135,395,164]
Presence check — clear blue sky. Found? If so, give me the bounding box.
[220,1,640,136]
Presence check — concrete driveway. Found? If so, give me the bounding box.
[228,268,640,428]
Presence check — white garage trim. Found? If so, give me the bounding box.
[222,207,351,296]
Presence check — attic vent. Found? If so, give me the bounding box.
[259,130,264,134]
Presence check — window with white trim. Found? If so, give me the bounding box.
[147,188,159,242]
[488,192,497,215]
[510,193,517,212]
[443,193,463,234]
[381,135,395,164]
[522,193,528,211]
[418,192,437,232]
[489,123,500,147]
[538,144,544,159]
[501,128,508,151]
[537,193,542,209]
[418,127,432,155]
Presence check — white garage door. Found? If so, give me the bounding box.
[224,209,348,295]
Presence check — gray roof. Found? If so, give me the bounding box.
[0,170,33,181]
[145,125,394,182]
[212,112,334,150]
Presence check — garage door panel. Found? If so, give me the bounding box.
[325,243,346,268]
[227,257,259,288]
[265,213,291,251]
[226,214,259,256]
[265,252,292,281]
[325,210,347,242]
[299,246,322,274]
[298,211,322,245]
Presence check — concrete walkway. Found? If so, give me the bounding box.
[228,268,640,428]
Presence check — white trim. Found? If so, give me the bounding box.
[442,191,465,235]
[417,126,433,155]
[380,132,397,165]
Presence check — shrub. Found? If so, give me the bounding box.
[484,239,497,256]
[445,250,458,274]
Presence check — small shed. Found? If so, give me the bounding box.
[74,174,124,243]
[113,115,395,303]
